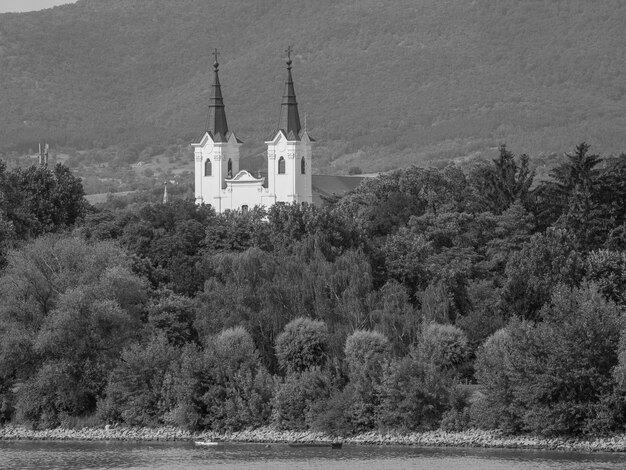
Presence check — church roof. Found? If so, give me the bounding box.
[278,57,301,137]
[265,128,316,143]
[193,130,243,146]
[206,52,230,142]
[267,48,308,142]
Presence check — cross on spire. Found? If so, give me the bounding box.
[213,48,220,67]
[285,45,293,63]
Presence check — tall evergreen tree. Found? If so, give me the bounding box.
[469,145,534,214]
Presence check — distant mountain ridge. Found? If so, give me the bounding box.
[1,0,625,172]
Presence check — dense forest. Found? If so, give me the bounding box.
[1,0,626,173]
[1,143,625,436]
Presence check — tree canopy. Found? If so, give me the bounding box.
[1,145,625,436]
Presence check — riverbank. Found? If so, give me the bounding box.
[1,425,625,453]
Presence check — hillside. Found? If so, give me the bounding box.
[0,0,625,173]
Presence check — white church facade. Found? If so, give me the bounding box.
[192,50,314,212]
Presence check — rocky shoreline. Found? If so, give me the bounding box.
[1,425,625,453]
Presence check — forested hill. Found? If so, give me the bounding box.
[1,0,625,172]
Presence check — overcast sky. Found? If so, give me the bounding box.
[0,0,77,13]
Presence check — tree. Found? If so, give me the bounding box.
[500,228,584,320]
[0,161,15,268]
[533,143,605,246]
[15,360,88,429]
[198,328,273,431]
[596,154,626,250]
[325,249,375,331]
[468,145,534,214]
[266,203,361,258]
[83,199,216,295]
[165,329,273,431]
[0,235,147,425]
[271,368,332,431]
[213,326,258,368]
[377,353,450,431]
[585,250,626,306]
[344,330,391,376]
[383,230,433,292]
[377,323,469,432]
[455,279,504,349]
[368,280,418,354]
[335,165,468,242]
[417,323,469,372]
[147,290,198,346]
[275,318,329,374]
[472,328,520,432]
[99,335,179,426]
[204,207,270,254]
[494,285,623,435]
[385,210,489,316]
[194,247,283,370]
[335,169,425,239]
[342,330,391,432]
[484,201,535,275]
[0,212,14,270]
[194,246,374,372]
[3,163,86,239]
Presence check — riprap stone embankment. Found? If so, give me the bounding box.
[1,425,625,452]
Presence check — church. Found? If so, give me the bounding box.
[192,49,362,212]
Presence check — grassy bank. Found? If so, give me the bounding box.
[1,425,626,452]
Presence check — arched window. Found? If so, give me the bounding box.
[301,156,306,174]
[278,157,285,174]
[241,205,249,214]
[204,159,212,176]
[227,158,233,177]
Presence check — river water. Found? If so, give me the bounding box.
[1,441,625,470]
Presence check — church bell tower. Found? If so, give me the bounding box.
[265,46,313,206]
[192,49,242,211]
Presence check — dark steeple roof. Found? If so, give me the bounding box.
[277,46,302,140]
[206,49,229,142]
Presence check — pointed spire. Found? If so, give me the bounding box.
[206,48,229,142]
[278,46,301,139]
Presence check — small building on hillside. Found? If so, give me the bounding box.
[192,49,365,212]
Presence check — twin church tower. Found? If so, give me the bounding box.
[192,48,313,212]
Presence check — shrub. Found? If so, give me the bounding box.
[476,284,624,436]
[214,326,258,368]
[307,386,354,436]
[275,318,329,373]
[199,364,274,432]
[377,349,452,432]
[342,330,391,432]
[510,285,622,435]
[0,386,14,425]
[344,330,390,377]
[97,335,178,426]
[440,385,472,431]
[164,335,273,432]
[417,323,469,370]
[15,361,87,429]
[271,368,331,430]
[472,327,519,432]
